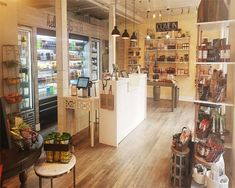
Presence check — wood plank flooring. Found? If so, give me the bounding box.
[3,99,195,188]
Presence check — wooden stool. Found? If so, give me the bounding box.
[34,154,76,188]
[170,147,190,188]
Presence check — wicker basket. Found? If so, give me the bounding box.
[4,77,21,85]
[4,94,22,104]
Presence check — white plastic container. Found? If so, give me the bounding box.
[206,171,229,188]
[192,166,207,185]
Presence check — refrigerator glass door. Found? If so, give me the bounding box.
[37,35,57,99]
[18,28,33,111]
[69,39,89,85]
[90,40,100,81]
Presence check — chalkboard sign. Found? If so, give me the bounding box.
[156,22,178,32]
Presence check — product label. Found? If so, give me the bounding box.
[198,50,202,61]
[202,50,208,60]
[225,49,230,60]
[220,50,225,62]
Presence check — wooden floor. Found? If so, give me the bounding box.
[3,99,195,188]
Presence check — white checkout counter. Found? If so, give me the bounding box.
[99,74,147,147]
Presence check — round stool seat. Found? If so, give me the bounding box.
[34,154,76,178]
[34,154,76,188]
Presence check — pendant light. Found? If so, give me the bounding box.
[130,0,137,42]
[122,0,130,39]
[111,0,120,37]
[146,10,151,40]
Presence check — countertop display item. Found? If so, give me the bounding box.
[44,132,72,163]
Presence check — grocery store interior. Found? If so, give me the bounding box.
[0,0,235,187]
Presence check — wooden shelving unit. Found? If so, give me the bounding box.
[127,40,141,72]
[193,20,235,174]
[144,37,190,79]
[2,45,22,115]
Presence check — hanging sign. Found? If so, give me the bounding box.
[156,22,178,32]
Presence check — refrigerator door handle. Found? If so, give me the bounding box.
[40,105,57,113]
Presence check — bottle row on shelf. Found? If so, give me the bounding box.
[198,38,230,62]
[37,39,56,50]
[154,54,189,62]
[147,43,190,51]
[38,83,57,98]
[37,51,56,61]
[154,67,189,75]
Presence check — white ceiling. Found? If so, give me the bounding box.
[91,0,201,22]
[24,0,202,22]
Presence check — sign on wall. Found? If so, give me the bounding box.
[156,22,178,32]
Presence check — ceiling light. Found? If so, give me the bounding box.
[122,0,129,39]
[165,32,170,39]
[112,26,121,37]
[153,14,156,18]
[130,32,137,41]
[122,29,130,39]
[146,34,151,40]
[111,0,120,37]
[159,11,162,17]
[131,0,137,42]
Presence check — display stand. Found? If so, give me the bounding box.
[170,147,190,188]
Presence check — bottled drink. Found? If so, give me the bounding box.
[198,46,203,62]
[202,44,208,62]
[225,44,230,62]
[220,45,225,62]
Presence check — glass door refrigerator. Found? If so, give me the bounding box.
[69,34,89,85]
[37,28,57,128]
[90,39,100,81]
[18,27,35,127]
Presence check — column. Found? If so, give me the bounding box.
[109,1,116,73]
[56,0,69,132]
[229,0,235,184]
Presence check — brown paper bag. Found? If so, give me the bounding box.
[107,85,114,111]
[100,93,107,109]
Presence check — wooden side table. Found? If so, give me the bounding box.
[63,96,99,147]
[34,154,76,188]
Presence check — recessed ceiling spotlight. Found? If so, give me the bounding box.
[159,11,162,17]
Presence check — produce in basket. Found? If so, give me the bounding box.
[10,120,38,150]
